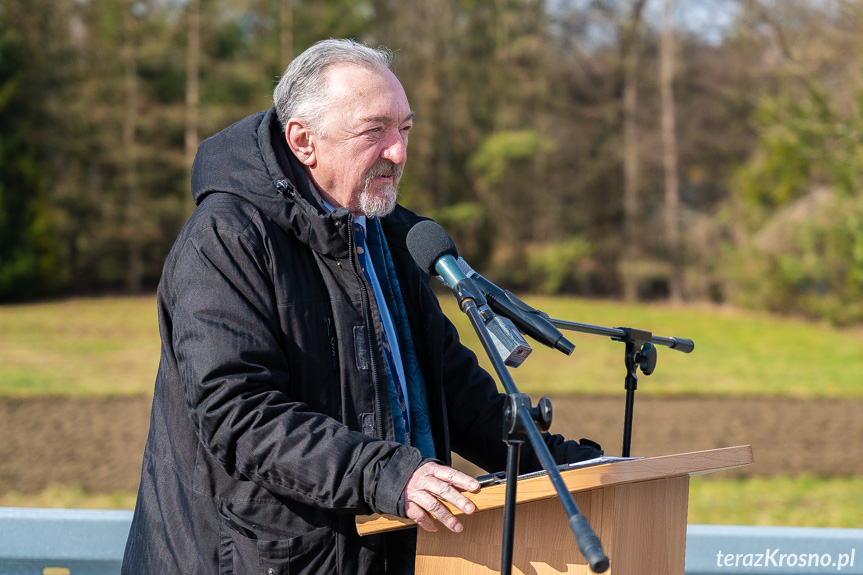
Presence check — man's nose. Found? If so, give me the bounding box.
[381,131,407,164]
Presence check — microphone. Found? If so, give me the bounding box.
[406,220,532,368]
[456,258,575,356]
[405,219,467,288]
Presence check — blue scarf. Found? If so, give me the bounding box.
[365,218,436,459]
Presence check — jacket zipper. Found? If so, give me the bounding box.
[325,315,342,422]
[325,316,337,372]
[348,217,385,440]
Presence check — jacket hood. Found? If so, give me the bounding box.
[190,108,355,256]
[190,107,426,260]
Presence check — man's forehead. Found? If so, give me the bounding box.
[322,65,412,124]
[324,63,395,91]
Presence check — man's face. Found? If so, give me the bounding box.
[304,64,413,218]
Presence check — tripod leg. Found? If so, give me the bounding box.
[622,341,639,457]
[622,385,635,457]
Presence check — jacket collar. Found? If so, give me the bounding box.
[191,108,356,258]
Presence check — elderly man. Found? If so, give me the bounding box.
[122,38,601,574]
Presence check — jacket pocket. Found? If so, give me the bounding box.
[218,515,337,575]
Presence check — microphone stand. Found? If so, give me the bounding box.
[445,277,610,574]
[546,318,695,457]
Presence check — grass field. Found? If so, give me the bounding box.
[0,296,160,396]
[1,295,861,527]
[688,476,863,528]
[441,295,863,398]
[2,294,863,398]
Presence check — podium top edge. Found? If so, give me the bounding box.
[355,446,753,536]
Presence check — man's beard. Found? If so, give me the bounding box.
[359,160,403,218]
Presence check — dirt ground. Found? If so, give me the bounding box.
[1,395,861,495]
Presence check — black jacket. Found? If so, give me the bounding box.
[121,108,601,574]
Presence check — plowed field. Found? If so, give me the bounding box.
[1,395,860,495]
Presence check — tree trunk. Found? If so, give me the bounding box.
[123,0,141,294]
[280,0,293,69]
[621,0,647,302]
[661,0,683,302]
[184,0,200,215]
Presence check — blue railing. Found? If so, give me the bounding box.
[0,508,130,575]
[685,524,863,575]
[1,508,860,574]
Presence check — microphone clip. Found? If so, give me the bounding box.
[450,277,532,368]
[450,277,487,310]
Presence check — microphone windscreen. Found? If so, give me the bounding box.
[406,220,459,275]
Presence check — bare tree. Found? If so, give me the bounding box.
[280,0,293,68]
[661,0,682,302]
[184,0,200,216]
[123,0,141,293]
[621,0,647,302]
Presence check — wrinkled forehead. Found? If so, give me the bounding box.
[322,64,412,125]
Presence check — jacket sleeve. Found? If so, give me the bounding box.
[436,306,603,474]
[165,214,423,517]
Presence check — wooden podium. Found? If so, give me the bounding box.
[357,446,753,575]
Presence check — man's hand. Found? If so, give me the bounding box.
[404,461,481,533]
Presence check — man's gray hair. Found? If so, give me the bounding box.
[273,39,394,136]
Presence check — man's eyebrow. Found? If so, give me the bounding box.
[360,112,416,125]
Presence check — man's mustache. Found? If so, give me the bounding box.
[365,160,403,182]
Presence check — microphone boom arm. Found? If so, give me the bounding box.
[547,317,694,457]
[547,318,694,354]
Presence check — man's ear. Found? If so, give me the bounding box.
[285,120,316,167]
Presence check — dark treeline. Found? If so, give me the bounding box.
[3,0,863,324]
